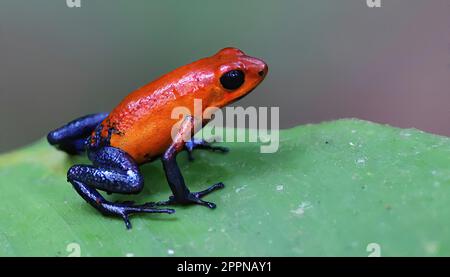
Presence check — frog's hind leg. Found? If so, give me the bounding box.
[185,138,229,161]
[67,146,174,229]
[47,113,109,155]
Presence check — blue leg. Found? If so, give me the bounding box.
[67,146,174,229]
[47,113,109,155]
[185,138,229,161]
[157,117,225,209]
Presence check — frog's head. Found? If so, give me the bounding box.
[207,47,268,107]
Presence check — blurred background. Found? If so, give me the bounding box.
[0,0,449,153]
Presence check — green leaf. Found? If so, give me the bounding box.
[0,119,449,256]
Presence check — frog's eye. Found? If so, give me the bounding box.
[220,70,245,90]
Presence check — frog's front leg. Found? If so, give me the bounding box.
[67,146,174,229]
[185,138,229,161]
[157,116,225,209]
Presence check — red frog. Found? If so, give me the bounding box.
[47,48,268,229]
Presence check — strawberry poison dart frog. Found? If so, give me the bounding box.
[47,48,268,229]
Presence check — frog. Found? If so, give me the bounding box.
[47,47,268,229]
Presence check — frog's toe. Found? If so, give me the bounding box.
[117,204,175,229]
[154,182,224,209]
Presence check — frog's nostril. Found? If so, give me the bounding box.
[258,63,268,77]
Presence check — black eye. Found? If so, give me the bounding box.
[220,70,245,90]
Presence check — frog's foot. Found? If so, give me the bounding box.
[185,138,229,161]
[71,180,174,229]
[156,182,225,209]
[102,199,175,229]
